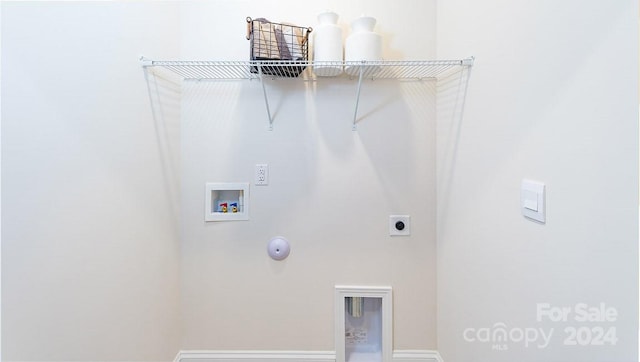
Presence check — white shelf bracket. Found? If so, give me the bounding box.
[257,65,275,131]
[352,63,365,131]
[139,55,153,68]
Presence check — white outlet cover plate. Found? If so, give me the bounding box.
[389,215,411,236]
[255,164,269,186]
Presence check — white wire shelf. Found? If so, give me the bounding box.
[141,56,474,130]
[140,58,474,81]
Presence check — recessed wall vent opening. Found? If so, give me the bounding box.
[335,286,392,362]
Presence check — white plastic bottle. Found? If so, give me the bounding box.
[345,15,382,76]
[313,11,344,77]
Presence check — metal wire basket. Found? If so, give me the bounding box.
[246,17,312,77]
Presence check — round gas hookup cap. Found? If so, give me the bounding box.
[267,236,291,261]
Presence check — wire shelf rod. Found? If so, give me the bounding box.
[141,57,473,81]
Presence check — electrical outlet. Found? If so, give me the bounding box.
[389,215,411,236]
[255,164,268,185]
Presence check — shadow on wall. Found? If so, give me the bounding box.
[436,66,473,224]
[357,79,437,208]
[143,66,182,222]
[142,64,472,228]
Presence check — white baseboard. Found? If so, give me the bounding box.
[393,350,443,362]
[174,350,442,362]
[175,350,336,362]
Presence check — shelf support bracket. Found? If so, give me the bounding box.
[139,55,153,68]
[257,64,274,131]
[352,63,365,131]
[462,56,475,67]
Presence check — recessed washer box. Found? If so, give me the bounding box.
[205,182,249,221]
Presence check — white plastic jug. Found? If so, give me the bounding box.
[345,15,382,76]
[313,11,344,77]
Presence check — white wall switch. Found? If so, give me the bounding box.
[521,179,545,223]
[255,164,268,186]
[389,215,411,236]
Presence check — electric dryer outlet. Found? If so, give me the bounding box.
[389,215,411,236]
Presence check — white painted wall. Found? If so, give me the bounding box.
[2,0,439,359]
[1,2,182,361]
[437,1,638,361]
[178,0,438,351]
[179,0,436,61]
[0,3,3,359]
[4,1,637,361]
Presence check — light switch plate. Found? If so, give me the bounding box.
[521,180,545,223]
